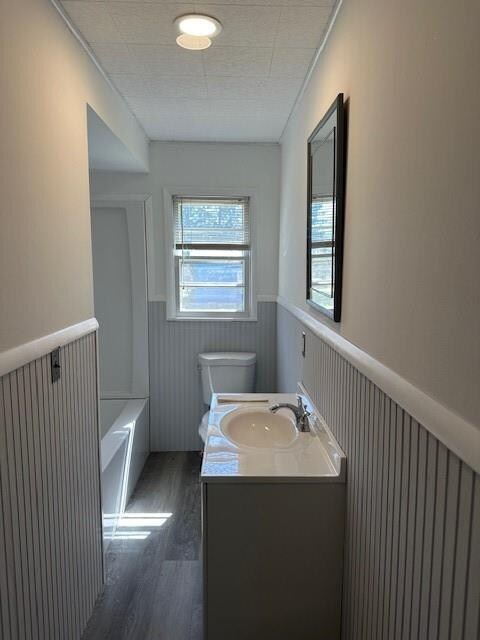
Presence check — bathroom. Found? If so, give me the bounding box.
[1,0,479,639]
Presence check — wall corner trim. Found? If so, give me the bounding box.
[0,318,99,378]
[277,296,480,473]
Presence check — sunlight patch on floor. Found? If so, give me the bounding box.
[104,512,173,541]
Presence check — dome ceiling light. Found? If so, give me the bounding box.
[174,14,222,50]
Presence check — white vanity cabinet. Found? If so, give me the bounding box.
[201,392,347,640]
[202,479,345,640]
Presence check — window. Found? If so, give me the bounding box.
[170,196,253,319]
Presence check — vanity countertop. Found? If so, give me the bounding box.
[200,392,346,483]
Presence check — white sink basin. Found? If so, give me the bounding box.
[220,407,298,449]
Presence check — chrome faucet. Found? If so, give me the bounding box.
[269,396,311,432]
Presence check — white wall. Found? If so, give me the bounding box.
[92,207,133,396]
[279,0,480,428]
[91,202,149,398]
[0,0,148,352]
[90,142,281,300]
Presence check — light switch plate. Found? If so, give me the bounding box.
[51,348,61,383]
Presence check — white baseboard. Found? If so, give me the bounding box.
[0,318,99,378]
[277,296,480,474]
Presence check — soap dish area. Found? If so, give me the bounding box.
[297,382,347,482]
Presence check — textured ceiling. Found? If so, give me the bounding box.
[60,1,338,142]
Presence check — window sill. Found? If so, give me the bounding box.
[166,315,258,322]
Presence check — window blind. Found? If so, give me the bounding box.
[173,196,250,250]
[311,195,334,247]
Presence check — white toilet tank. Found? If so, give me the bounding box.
[198,352,256,406]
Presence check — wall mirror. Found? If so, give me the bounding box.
[306,93,346,322]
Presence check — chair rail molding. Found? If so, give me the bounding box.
[0,318,99,378]
[277,296,480,474]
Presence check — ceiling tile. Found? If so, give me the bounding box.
[130,0,333,4]
[62,1,123,44]
[262,77,304,101]
[106,2,195,45]
[59,0,339,141]
[194,4,281,47]
[111,73,208,99]
[206,76,302,103]
[270,47,316,78]
[104,0,333,5]
[130,97,289,119]
[140,113,286,142]
[196,0,334,4]
[206,76,264,100]
[109,73,153,98]
[275,5,332,48]
[149,75,208,99]
[121,95,153,114]
[127,44,204,76]
[91,43,136,74]
[134,103,288,141]
[206,99,290,118]
[203,46,272,77]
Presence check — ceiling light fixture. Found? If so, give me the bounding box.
[176,34,212,50]
[174,14,222,50]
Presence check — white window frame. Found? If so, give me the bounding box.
[163,187,258,321]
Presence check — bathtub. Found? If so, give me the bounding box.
[100,398,149,548]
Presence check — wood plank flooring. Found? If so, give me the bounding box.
[82,452,203,640]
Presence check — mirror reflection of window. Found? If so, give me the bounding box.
[311,196,335,309]
[306,93,345,322]
[310,127,336,311]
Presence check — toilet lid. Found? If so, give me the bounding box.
[198,352,256,367]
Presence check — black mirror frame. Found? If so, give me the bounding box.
[306,93,346,323]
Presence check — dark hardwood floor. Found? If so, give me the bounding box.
[82,452,203,640]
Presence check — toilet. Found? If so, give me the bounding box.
[198,352,256,443]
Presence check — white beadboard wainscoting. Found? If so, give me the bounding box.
[148,301,277,451]
[0,330,103,640]
[277,303,480,640]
